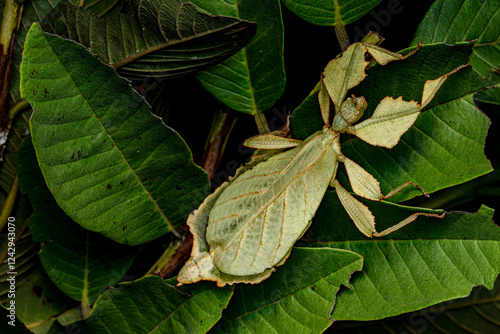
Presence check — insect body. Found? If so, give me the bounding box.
[178,43,460,286]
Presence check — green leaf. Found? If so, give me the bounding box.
[9,267,71,333]
[20,23,210,245]
[412,0,500,104]
[41,0,257,79]
[211,247,363,333]
[18,136,136,308]
[280,0,381,26]
[301,194,500,321]
[9,0,63,106]
[329,275,500,333]
[72,276,233,334]
[192,0,285,115]
[0,305,31,333]
[291,43,497,202]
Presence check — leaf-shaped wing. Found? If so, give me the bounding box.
[41,0,257,79]
[206,129,339,276]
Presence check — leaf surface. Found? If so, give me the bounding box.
[41,0,257,79]
[300,194,500,321]
[192,0,285,115]
[18,137,136,306]
[20,24,210,245]
[291,43,497,202]
[211,247,363,333]
[329,275,500,333]
[280,0,380,26]
[412,0,500,103]
[72,276,233,334]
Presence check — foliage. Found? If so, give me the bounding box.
[0,0,499,333]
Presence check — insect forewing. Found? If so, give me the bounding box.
[206,129,339,276]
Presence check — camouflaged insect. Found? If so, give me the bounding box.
[178,43,460,286]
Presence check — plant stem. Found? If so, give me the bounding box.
[153,225,193,279]
[0,172,18,232]
[254,112,270,134]
[201,107,237,181]
[334,24,350,51]
[9,99,30,120]
[158,231,193,279]
[146,242,179,275]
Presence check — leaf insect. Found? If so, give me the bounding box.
[178,43,462,286]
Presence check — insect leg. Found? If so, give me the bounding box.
[373,212,446,237]
[331,180,376,237]
[381,180,430,200]
[244,134,302,150]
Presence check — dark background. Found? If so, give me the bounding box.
[152,0,499,220]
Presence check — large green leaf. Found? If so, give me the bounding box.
[18,136,136,308]
[211,247,363,333]
[20,24,210,245]
[41,0,257,79]
[412,0,500,103]
[291,43,497,202]
[192,0,285,115]
[300,195,500,321]
[329,275,500,333]
[72,275,233,334]
[281,0,381,26]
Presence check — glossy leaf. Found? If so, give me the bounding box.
[41,0,257,79]
[291,43,497,202]
[20,24,210,245]
[18,137,136,307]
[281,0,381,26]
[329,275,500,333]
[212,247,363,333]
[412,0,500,103]
[301,194,500,321]
[192,0,285,115]
[72,276,233,334]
